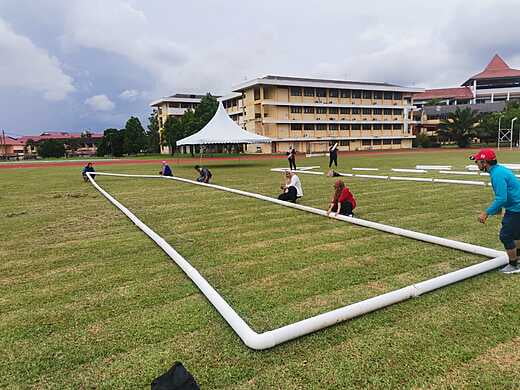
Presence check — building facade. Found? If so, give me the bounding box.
[230,75,420,154]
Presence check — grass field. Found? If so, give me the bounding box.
[1,150,520,389]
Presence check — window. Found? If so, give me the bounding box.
[316,124,327,130]
[383,124,392,130]
[362,108,371,115]
[316,88,327,97]
[329,124,338,130]
[340,107,350,114]
[362,91,372,99]
[181,103,191,108]
[304,88,314,97]
[329,89,339,97]
[254,88,260,100]
[393,139,402,144]
[255,113,262,119]
[316,107,327,114]
[304,124,315,130]
[383,91,393,100]
[329,107,338,114]
[362,124,371,130]
[394,92,402,100]
[340,140,350,146]
[304,107,315,114]
[383,108,393,115]
[373,124,382,130]
[168,102,180,108]
[340,124,350,130]
[392,124,402,130]
[291,106,303,113]
[373,91,383,99]
[291,87,302,96]
[340,90,351,98]
[352,108,361,115]
[373,108,382,115]
[351,124,361,130]
[383,139,392,145]
[373,139,382,145]
[291,123,302,130]
[352,90,362,99]
[393,109,403,116]
[362,140,372,146]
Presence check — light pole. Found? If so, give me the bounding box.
[512,117,518,148]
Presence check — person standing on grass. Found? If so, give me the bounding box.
[159,161,173,177]
[326,179,356,217]
[278,170,303,203]
[328,141,339,168]
[472,148,520,274]
[195,165,212,183]
[287,145,297,170]
[82,162,95,182]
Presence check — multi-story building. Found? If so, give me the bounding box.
[17,131,103,158]
[150,93,208,154]
[230,75,420,153]
[412,55,520,136]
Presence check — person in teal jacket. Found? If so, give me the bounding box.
[471,148,520,274]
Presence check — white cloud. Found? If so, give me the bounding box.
[84,94,115,111]
[0,18,74,100]
[119,89,140,101]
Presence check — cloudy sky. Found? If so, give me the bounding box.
[1,0,519,136]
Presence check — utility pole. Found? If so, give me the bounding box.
[1,129,5,159]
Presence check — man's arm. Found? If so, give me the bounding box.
[486,175,508,215]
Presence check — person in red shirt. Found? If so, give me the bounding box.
[326,179,356,217]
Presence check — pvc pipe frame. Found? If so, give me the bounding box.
[87,172,507,350]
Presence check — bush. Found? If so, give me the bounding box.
[38,140,65,158]
[413,134,441,148]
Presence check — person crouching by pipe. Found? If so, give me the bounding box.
[326,179,356,217]
[278,171,303,203]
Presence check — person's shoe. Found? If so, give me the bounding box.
[499,263,520,274]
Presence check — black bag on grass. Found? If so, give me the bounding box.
[151,362,199,390]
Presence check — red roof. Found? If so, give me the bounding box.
[466,54,520,81]
[1,136,24,146]
[17,132,103,144]
[413,87,474,101]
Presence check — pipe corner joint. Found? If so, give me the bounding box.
[241,330,277,350]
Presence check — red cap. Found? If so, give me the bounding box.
[470,148,496,161]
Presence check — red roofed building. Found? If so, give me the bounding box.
[0,135,25,158]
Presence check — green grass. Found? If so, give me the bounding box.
[1,149,519,389]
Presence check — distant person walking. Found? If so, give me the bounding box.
[82,162,95,182]
[471,148,520,274]
[278,171,303,203]
[328,142,339,168]
[195,165,212,183]
[160,161,173,177]
[287,146,297,170]
[326,179,356,217]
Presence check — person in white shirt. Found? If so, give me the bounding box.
[278,171,303,203]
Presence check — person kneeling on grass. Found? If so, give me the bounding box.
[278,170,303,203]
[326,179,356,217]
[195,165,212,183]
[82,162,95,182]
[159,161,173,177]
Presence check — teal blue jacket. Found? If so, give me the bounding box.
[486,164,520,215]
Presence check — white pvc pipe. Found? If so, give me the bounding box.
[352,167,379,171]
[392,168,427,173]
[354,174,389,180]
[433,178,486,186]
[295,166,320,171]
[439,170,478,176]
[88,172,507,350]
[416,165,451,170]
[390,176,433,183]
[270,168,324,175]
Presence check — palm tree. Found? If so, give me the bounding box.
[437,107,481,147]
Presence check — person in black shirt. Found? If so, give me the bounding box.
[195,165,212,183]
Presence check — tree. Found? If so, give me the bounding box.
[97,128,125,157]
[146,112,161,153]
[162,116,183,155]
[123,116,147,155]
[424,98,445,106]
[477,101,520,145]
[437,107,481,148]
[39,140,65,158]
[194,93,219,130]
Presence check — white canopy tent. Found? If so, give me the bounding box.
[176,102,271,147]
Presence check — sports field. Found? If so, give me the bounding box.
[1,150,519,388]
